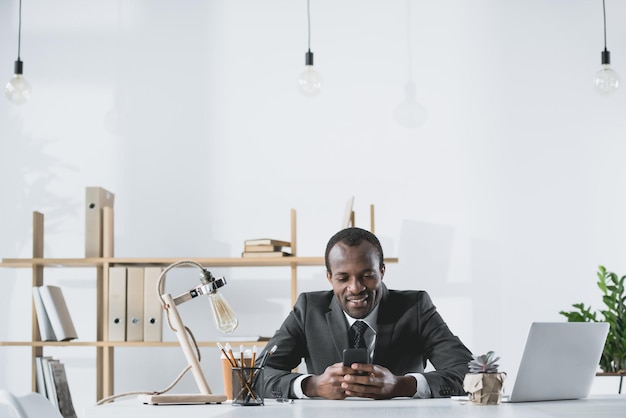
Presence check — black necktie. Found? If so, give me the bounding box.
[350,320,368,349]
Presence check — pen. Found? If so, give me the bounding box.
[250,344,277,385]
[244,345,278,403]
[257,344,277,369]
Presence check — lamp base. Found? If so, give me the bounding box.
[138,393,227,405]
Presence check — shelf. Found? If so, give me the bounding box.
[0,256,398,268]
[0,341,266,348]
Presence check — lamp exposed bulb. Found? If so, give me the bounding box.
[5,60,31,105]
[393,82,427,129]
[298,50,322,97]
[207,291,238,333]
[594,49,619,94]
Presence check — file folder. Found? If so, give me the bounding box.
[107,267,127,341]
[143,267,163,342]
[85,187,115,257]
[126,267,144,342]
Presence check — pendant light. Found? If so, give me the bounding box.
[594,0,619,94]
[297,0,322,97]
[393,0,427,128]
[5,0,32,105]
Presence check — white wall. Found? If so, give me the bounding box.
[2,0,626,414]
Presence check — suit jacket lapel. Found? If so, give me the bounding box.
[374,284,394,364]
[326,296,350,360]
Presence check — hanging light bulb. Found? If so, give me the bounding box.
[393,82,428,129]
[594,0,619,95]
[298,0,322,97]
[298,50,323,97]
[5,0,32,105]
[594,49,619,94]
[6,60,32,105]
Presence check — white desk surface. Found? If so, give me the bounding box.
[84,395,626,418]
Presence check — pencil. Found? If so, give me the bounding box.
[225,343,238,367]
[251,345,257,366]
[217,342,236,367]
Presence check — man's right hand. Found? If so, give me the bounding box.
[302,362,358,399]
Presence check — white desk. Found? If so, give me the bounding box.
[84,395,626,418]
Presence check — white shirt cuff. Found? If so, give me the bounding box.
[293,374,312,399]
[407,373,432,398]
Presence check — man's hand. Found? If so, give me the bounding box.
[341,363,418,399]
[302,362,360,400]
[302,362,418,400]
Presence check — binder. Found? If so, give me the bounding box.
[85,187,115,257]
[107,267,127,341]
[38,286,78,342]
[32,287,57,341]
[125,267,144,342]
[143,267,163,342]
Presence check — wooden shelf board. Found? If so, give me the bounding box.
[0,340,268,348]
[0,256,398,268]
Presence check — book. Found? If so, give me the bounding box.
[241,251,292,258]
[32,287,57,341]
[41,357,60,407]
[243,238,291,247]
[48,361,78,418]
[34,356,48,397]
[243,244,287,252]
[37,286,78,342]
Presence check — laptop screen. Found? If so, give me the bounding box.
[507,322,609,403]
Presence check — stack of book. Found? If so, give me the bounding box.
[241,238,292,257]
[35,356,78,418]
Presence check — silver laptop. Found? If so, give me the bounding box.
[506,322,609,403]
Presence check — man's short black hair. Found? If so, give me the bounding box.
[324,227,385,273]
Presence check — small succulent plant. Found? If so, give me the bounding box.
[468,351,500,374]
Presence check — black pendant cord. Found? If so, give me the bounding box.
[307,0,311,52]
[17,0,23,60]
[600,0,611,65]
[602,0,607,52]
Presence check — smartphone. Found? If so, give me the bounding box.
[342,348,369,367]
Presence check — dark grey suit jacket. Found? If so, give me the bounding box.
[258,284,473,399]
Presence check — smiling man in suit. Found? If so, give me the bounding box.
[257,227,473,400]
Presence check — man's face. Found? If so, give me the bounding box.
[326,241,385,319]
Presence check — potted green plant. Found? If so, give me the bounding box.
[559,265,626,373]
[463,351,506,405]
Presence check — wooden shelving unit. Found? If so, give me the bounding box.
[0,208,397,401]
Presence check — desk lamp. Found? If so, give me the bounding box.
[138,260,238,405]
